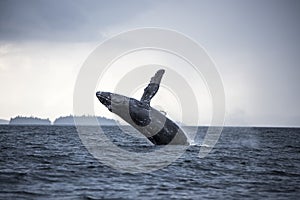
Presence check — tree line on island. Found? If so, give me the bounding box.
[6,115,117,126]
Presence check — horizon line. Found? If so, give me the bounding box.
[1,116,299,128]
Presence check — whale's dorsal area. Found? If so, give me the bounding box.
[96,69,189,145]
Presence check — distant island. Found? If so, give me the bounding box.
[9,116,51,125]
[3,115,118,126]
[0,119,9,124]
[53,115,117,126]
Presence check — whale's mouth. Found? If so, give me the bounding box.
[96,92,112,110]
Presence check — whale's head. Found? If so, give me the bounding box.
[96,92,112,110]
[96,91,129,113]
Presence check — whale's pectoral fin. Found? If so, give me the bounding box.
[140,69,165,105]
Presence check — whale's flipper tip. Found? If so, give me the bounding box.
[150,69,165,84]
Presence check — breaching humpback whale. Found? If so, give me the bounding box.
[96,69,189,145]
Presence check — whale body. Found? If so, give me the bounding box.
[96,69,189,145]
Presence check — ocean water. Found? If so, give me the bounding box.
[0,125,299,199]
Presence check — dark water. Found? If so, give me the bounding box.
[0,125,299,199]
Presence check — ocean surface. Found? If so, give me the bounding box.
[0,125,299,199]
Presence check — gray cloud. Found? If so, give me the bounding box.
[0,0,154,42]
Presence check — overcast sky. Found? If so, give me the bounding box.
[0,0,299,126]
